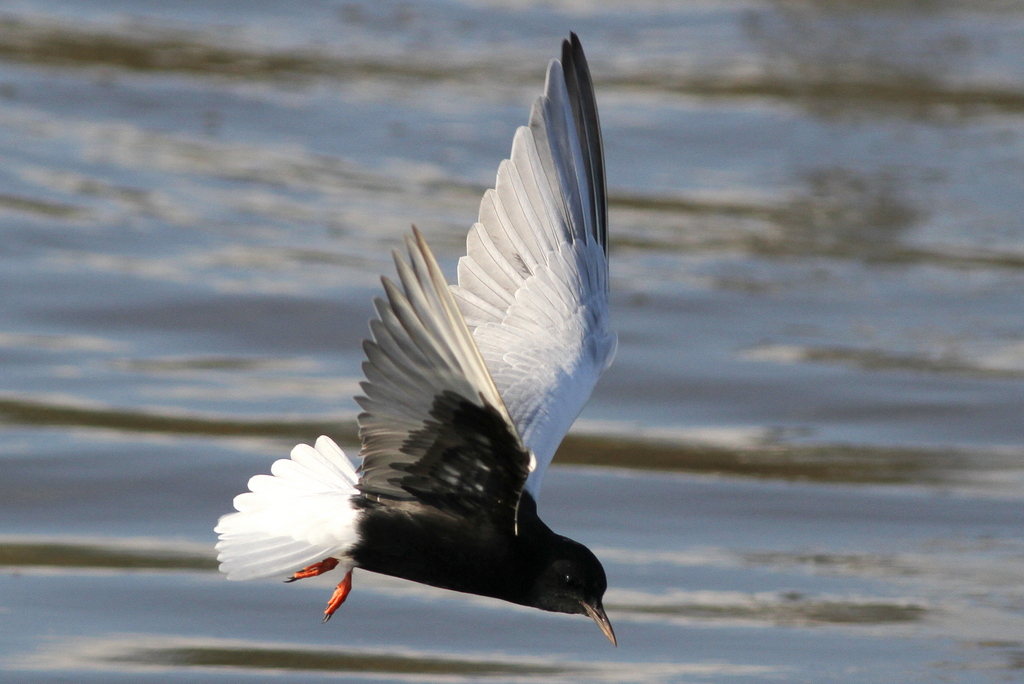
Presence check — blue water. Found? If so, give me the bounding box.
[2,1,1024,681]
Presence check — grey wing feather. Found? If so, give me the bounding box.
[356,228,534,512]
[451,34,616,499]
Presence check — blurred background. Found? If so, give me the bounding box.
[2,0,1024,681]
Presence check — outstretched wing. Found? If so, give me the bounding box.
[356,228,533,530]
[451,34,616,499]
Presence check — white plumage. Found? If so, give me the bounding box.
[214,436,361,580]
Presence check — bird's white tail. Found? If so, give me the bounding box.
[214,436,362,581]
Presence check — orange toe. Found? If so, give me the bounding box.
[322,569,353,623]
[285,557,339,583]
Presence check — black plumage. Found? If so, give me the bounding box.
[351,390,612,643]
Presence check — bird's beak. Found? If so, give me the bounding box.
[582,601,617,646]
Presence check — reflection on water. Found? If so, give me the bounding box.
[610,592,927,625]
[560,432,982,484]
[0,192,87,218]
[771,168,919,258]
[107,644,570,677]
[743,341,1024,378]
[0,539,215,571]
[0,14,539,85]
[4,393,1023,486]
[3,7,1023,122]
[745,0,1005,119]
[21,635,780,680]
[615,167,927,265]
[0,395,358,441]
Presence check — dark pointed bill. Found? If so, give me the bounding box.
[582,601,616,646]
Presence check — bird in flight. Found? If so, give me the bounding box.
[215,33,617,645]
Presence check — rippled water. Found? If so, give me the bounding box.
[2,1,1024,681]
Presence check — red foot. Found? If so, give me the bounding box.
[322,569,353,623]
[285,557,339,583]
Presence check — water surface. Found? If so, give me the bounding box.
[2,1,1024,681]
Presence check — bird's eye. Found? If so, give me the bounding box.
[563,574,580,589]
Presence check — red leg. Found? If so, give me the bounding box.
[285,557,339,583]
[321,569,353,623]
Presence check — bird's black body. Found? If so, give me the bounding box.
[352,490,606,615]
[352,391,609,621]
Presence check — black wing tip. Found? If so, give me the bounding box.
[565,32,583,61]
[557,32,608,256]
[561,33,588,75]
[559,34,579,78]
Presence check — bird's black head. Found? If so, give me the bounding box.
[527,536,615,645]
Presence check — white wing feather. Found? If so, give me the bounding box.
[214,436,361,580]
[452,39,616,499]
